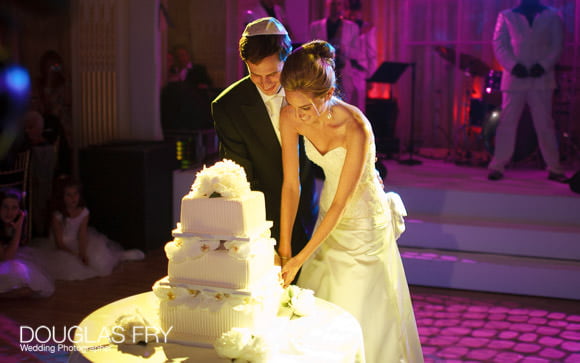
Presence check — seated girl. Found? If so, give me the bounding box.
[0,188,54,297]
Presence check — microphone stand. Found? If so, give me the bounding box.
[398,63,422,165]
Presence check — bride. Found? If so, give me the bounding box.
[278,40,423,363]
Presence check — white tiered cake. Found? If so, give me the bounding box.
[152,159,282,346]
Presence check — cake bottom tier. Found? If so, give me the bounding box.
[159,301,279,346]
[153,270,282,346]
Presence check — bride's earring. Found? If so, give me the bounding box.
[325,99,333,120]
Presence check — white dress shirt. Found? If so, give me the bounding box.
[257,87,285,144]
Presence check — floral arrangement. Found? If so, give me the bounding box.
[109,309,156,345]
[280,285,315,318]
[213,328,271,363]
[164,237,220,262]
[189,159,251,199]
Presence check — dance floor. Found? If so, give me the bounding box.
[414,286,580,363]
[1,155,579,362]
[1,248,579,362]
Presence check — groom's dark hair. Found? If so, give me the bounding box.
[239,34,292,64]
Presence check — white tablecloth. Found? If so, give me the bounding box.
[69,291,365,362]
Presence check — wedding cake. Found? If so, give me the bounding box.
[152,159,282,345]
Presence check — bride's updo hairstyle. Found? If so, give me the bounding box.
[281,40,336,98]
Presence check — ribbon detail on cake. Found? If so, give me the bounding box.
[189,159,251,199]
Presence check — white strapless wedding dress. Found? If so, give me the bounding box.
[297,137,424,363]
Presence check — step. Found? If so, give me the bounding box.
[400,247,580,300]
[389,185,580,228]
[399,214,580,261]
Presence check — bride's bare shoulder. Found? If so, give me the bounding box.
[334,101,372,137]
[281,104,294,118]
[280,105,300,126]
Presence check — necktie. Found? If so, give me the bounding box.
[265,95,283,143]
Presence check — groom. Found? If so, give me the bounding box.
[212,17,318,259]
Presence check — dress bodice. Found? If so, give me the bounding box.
[53,208,89,251]
[304,138,387,224]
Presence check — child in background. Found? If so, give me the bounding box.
[35,178,144,280]
[0,188,54,297]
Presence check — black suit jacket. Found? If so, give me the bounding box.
[212,77,318,254]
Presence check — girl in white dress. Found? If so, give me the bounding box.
[34,178,144,280]
[0,188,54,297]
[278,40,423,363]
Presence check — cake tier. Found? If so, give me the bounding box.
[180,191,266,237]
[166,235,276,289]
[153,271,282,346]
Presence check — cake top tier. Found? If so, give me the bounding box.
[188,159,251,199]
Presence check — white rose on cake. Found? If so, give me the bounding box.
[189,159,251,199]
[214,328,272,363]
[280,285,316,318]
[109,309,156,345]
[214,328,251,359]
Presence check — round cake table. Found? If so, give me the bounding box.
[69,291,365,362]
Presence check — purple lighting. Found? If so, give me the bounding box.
[413,291,580,362]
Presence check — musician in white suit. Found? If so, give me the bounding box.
[309,0,363,106]
[345,0,377,112]
[488,0,567,182]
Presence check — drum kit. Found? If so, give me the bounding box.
[434,46,541,166]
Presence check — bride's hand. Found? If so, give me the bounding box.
[281,257,301,288]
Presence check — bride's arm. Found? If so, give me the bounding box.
[279,106,301,262]
[281,114,369,286]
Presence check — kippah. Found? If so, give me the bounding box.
[242,17,288,37]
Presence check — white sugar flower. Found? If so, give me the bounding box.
[214,328,252,359]
[165,238,187,263]
[153,284,189,307]
[224,240,253,260]
[181,288,203,309]
[110,309,156,345]
[166,238,219,263]
[197,239,220,255]
[203,291,231,312]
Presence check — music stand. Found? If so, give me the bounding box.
[368,61,421,166]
